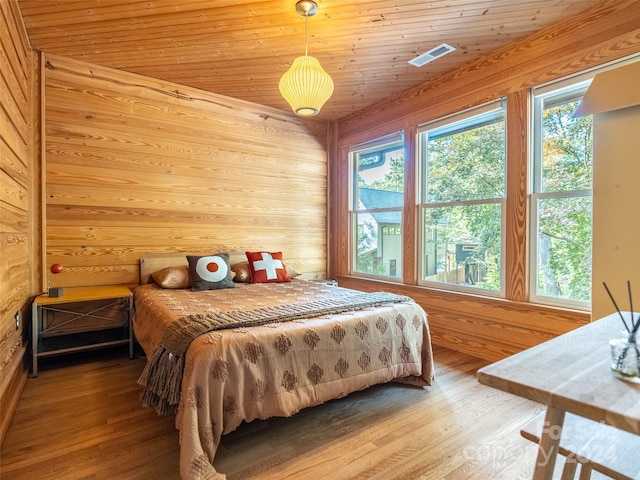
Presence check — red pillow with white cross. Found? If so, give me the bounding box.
[245,251,291,283]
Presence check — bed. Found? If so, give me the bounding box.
[133,253,434,480]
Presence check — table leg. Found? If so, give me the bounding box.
[560,460,577,480]
[128,294,133,359]
[31,302,39,377]
[533,406,565,480]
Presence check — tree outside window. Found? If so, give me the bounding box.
[532,84,593,307]
[419,100,506,293]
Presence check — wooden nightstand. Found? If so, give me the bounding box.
[31,285,133,377]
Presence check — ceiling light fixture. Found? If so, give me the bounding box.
[279,0,334,117]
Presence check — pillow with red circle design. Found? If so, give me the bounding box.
[187,253,235,291]
[246,251,291,283]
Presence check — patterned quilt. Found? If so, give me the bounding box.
[133,280,434,480]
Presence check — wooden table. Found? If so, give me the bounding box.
[477,312,640,480]
[31,285,133,377]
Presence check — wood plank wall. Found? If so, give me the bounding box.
[0,0,39,443]
[42,55,329,289]
[330,1,640,362]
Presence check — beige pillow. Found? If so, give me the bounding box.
[285,262,302,278]
[151,266,191,289]
[231,261,252,283]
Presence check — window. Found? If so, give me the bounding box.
[418,100,506,293]
[350,132,404,279]
[531,80,593,309]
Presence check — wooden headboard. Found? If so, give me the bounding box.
[139,253,248,285]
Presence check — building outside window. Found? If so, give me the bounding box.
[530,79,593,309]
[350,132,404,279]
[418,99,506,294]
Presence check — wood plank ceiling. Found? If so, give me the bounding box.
[17,0,604,121]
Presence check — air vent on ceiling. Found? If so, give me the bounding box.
[408,43,456,67]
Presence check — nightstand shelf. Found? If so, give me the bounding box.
[31,285,133,377]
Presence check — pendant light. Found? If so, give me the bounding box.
[279,0,334,117]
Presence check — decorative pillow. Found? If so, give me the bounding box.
[187,253,235,291]
[232,260,301,283]
[231,261,252,283]
[245,251,291,283]
[151,266,191,289]
[285,262,302,278]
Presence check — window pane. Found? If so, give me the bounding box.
[351,133,404,279]
[355,143,404,209]
[424,119,505,203]
[540,99,593,192]
[422,204,501,291]
[536,196,592,302]
[354,211,402,278]
[532,80,593,309]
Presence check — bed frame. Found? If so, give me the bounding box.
[139,252,248,285]
[134,252,434,480]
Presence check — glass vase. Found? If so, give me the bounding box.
[609,333,640,384]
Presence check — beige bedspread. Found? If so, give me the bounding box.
[133,280,434,480]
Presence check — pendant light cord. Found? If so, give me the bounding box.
[304,12,309,57]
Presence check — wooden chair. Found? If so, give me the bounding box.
[520,412,640,480]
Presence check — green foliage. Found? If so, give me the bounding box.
[424,203,502,291]
[537,197,592,301]
[536,100,593,302]
[541,102,593,192]
[426,123,505,202]
[369,157,404,192]
[422,120,506,291]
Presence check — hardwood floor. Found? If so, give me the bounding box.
[1,345,552,479]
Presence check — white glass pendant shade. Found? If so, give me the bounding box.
[279,55,334,116]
